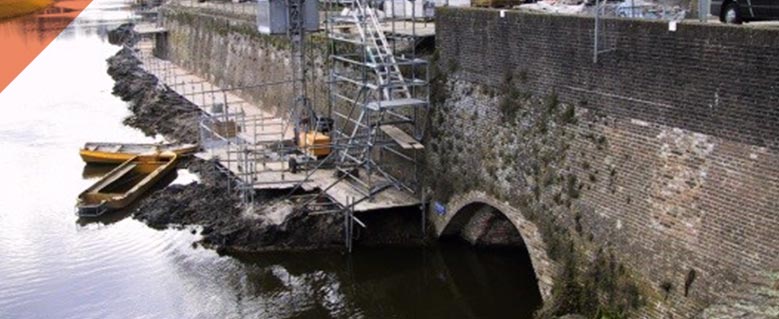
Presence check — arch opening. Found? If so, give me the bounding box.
[439,202,544,314]
[441,202,528,247]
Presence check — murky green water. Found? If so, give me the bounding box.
[0,1,542,317]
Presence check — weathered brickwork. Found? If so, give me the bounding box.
[568,107,779,316]
[156,5,778,317]
[435,191,559,301]
[437,8,779,150]
[432,8,779,318]
[160,6,328,115]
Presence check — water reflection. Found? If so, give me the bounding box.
[81,163,115,179]
[75,167,179,226]
[224,244,542,318]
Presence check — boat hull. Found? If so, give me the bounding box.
[80,150,136,164]
[76,153,179,217]
[79,142,197,164]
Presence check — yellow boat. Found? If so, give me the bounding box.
[79,142,197,164]
[76,152,178,217]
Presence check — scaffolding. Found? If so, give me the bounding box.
[201,97,302,209]
[132,0,432,251]
[255,0,434,250]
[298,0,431,223]
[130,32,302,209]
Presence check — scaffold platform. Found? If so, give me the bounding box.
[133,39,420,212]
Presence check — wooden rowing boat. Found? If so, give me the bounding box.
[79,142,197,164]
[76,152,178,217]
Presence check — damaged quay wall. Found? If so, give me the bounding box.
[159,5,328,115]
[429,7,778,318]
[149,3,778,317]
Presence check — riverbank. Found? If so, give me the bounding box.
[132,158,347,253]
[107,23,137,47]
[0,0,53,20]
[106,30,429,252]
[106,46,198,143]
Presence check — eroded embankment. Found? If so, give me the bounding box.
[132,159,345,252]
[105,25,348,252]
[107,23,137,47]
[106,46,198,143]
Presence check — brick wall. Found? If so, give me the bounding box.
[432,8,779,317]
[437,8,779,150]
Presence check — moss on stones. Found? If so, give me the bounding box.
[426,69,648,318]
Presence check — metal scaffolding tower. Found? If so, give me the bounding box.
[155,0,432,250]
[313,0,430,207]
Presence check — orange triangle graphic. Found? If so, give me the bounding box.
[0,0,94,93]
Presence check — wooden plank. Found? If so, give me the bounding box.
[380,125,424,150]
[365,98,425,111]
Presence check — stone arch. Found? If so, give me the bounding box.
[431,191,557,300]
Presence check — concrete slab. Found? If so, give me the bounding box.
[135,23,167,35]
[381,21,435,38]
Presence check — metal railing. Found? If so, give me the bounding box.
[592,0,687,63]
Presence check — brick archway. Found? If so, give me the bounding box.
[431,191,557,300]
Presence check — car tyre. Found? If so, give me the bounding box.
[723,2,743,24]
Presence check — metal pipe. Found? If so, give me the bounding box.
[593,0,600,64]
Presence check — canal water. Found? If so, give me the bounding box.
[0,1,542,318]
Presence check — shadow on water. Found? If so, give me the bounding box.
[437,240,544,318]
[227,241,543,319]
[81,163,116,179]
[75,161,545,318]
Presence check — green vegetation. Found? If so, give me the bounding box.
[426,64,647,318]
[0,0,53,20]
[498,71,532,121]
[535,245,644,319]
